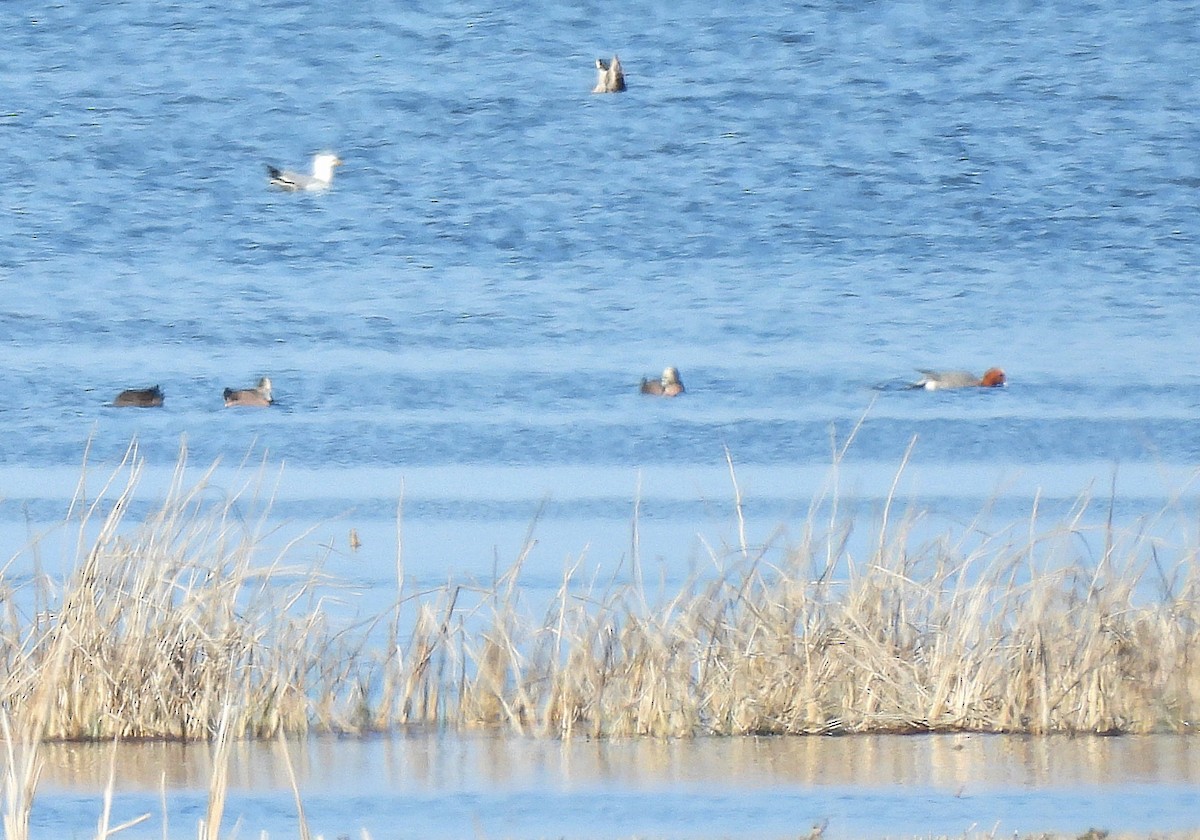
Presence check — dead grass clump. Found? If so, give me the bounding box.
[1,441,1198,741]
[409,479,1200,737]
[0,443,361,741]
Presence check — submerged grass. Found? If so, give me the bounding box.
[0,441,1198,743]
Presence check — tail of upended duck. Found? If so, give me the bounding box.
[593,55,626,93]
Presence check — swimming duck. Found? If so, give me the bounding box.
[593,56,626,93]
[113,385,164,407]
[266,153,342,191]
[911,368,1006,390]
[223,377,273,407]
[640,366,684,397]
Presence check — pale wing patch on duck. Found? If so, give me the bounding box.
[267,152,342,191]
[593,55,626,93]
[911,367,1006,390]
[114,385,164,407]
[223,376,274,407]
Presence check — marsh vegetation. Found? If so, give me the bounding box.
[0,444,1195,745]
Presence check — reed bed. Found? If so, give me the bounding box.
[0,444,1198,742]
[0,443,363,741]
[435,510,1200,737]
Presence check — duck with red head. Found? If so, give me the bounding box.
[911,367,1006,390]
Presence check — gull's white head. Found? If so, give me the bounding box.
[312,153,343,183]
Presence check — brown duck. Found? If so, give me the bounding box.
[113,385,164,407]
[640,367,684,397]
[223,377,273,407]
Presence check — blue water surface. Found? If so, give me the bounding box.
[3,0,1200,835]
[30,733,1200,839]
[3,0,1199,584]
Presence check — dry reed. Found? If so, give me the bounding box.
[413,454,1200,737]
[0,442,1197,742]
[0,442,361,742]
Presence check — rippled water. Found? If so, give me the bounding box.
[5,0,1200,834]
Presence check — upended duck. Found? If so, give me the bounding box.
[593,56,626,93]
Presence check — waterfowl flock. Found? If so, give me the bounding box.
[103,344,1003,418]
[112,362,1005,408]
[106,57,1006,412]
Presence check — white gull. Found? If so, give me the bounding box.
[266,152,342,191]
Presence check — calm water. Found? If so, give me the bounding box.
[30,734,1200,839]
[4,0,1200,835]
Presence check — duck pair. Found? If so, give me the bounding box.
[636,366,1005,396]
[113,378,274,408]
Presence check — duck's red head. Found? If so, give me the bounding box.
[980,368,1006,387]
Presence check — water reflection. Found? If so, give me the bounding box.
[38,732,1200,793]
[27,734,1199,839]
